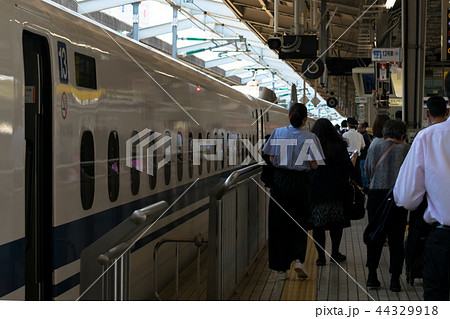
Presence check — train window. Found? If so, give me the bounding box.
[266,112,269,122]
[149,131,157,190]
[237,134,240,163]
[188,132,193,178]
[245,134,249,159]
[241,133,244,164]
[130,131,140,196]
[164,131,171,185]
[221,133,225,169]
[214,132,218,171]
[230,133,236,165]
[198,132,203,176]
[248,135,252,163]
[74,52,97,90]
[80,131,95,210]
[107,131,120,202]
[252,134,256,163]
[206,132,211,173]
[226,133,230,168]
[177,131,183,182]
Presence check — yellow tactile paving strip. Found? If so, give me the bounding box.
[281,231,318,301]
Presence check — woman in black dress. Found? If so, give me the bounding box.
[309,118,354,266]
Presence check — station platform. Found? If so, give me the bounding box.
[158,216,424,301]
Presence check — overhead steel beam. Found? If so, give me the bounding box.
[225,66,259,77]
[213,25,276,56]
[139,16,215,39]
[77,0,137,14]
[77,0,236,16]
[241,73,272,83]
[204,55,245,68]
[178,41,235,56]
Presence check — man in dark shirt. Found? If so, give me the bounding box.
[358,122,371,188]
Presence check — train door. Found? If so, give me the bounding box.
[23,31,53,300]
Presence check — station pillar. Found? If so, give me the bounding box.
[401,0,426,130]
[172,2,180,59]
[132,2,140,41]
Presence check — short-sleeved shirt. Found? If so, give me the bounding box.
[262,125,325,171]
[343,129,366,156]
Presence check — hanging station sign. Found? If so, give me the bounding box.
[371,48,401,62]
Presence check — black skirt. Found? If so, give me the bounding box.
[268,168,311,271]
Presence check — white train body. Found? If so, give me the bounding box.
[0,0,314,300]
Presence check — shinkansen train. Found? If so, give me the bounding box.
[0,0,315,300]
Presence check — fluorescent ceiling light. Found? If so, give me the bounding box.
[385,0,396,9]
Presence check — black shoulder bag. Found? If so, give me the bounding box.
[363,143,398,244]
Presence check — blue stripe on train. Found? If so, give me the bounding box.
[0,238,25,298]
[52,203,210,298]
[0,169,233,298]
[53,173,224,270]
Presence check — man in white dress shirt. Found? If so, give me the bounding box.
[343,117,365,185]
[394,101,450,300]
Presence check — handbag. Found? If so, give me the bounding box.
[363,143,400,245]
[344,179,366,220]
[363,189,394,245]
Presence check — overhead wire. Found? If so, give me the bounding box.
[164,0,294,87]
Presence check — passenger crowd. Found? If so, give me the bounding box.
[262,96,450,301]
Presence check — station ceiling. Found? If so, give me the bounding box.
[72,0,438,120]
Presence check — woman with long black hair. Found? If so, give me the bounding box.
[309,118,354,266]
[262,103,324,280]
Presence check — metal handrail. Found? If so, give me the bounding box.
[131,201,169,225]
[208,163,265,300]
[98,201,169,265]
[154,233,207,300]
[98,241,130,266]
[214,163,263,200]
[80,200,168,300]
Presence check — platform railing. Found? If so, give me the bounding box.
[80,201,168,300]
[153,233,207,300]
[207,163,269,300]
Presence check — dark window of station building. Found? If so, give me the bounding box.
[198,132,203,176]
[188,132,193,178]
[149,131,157,190]
[130,131,140,196]
[74,52,97,90]
[206,132,211,173]
[164,131,171,185]
[80,131,95,210]
[177,131,183,182]
[108,131,120,202]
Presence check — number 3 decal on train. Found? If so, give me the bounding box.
[57,41,68,84]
